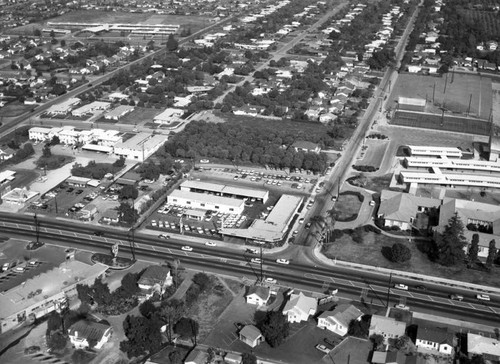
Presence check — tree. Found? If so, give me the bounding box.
[120,272,140,296]
[139,299,156,319]
[121,315,163,358]
[192,272,211,292]
[33,28,42,37]
[468,233,480,266]
[348,315,371,338]
[49,135,60,146]
[60,39,66,47]
[159,299,184,343]
[167,34,178,51]
[260,311,289,347]
[46,311,63,336]
[113,156,126,168]
[435,213,467,266]
[390,243,412,263]
[370,333,384,350]
[42,144,52,158]
[117,202,139,225]
[174,317,199,344]
[119,185,138,200]
[486,239,497,268]
[169,351,183,364]
[242,352,258,364]
[47,331,68,351]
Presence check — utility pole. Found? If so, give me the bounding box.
[129,227,136,261]
[33,213,40,244]
[259,245,263,282]
[386,272,393,307]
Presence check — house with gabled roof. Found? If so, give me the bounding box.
[246,285,271,306]
[415,326,455,355]
[239,325,264,348]
[467,332,500,361]
[369,315,407,344]
[283,291,317,323]
[68,320,112,349]
[317,304,363,336]
[377,190,441,230]
[137,265,172,300]
[292,141,321,154]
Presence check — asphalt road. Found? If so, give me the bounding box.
[1,213,500,327]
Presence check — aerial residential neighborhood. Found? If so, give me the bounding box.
[0,0,499,363]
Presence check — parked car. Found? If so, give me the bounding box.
[264,277,277,284]
[181,246,193,252]
[250,258,262,264]
[449,294,464,301]
[276,259,290,265]
[315,344,330,354]
[298,218,304,224]
[394,284,408,290]
[394,304,410,311]
[246,248,259,254]
[158,234,170,239]
[477,294,490,301]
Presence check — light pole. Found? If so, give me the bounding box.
[33,213,40,244]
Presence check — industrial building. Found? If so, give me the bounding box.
[179,180,269,203]
[397,97,426,112]
[113,133,168,162]
[167,190,245,214]
[406,145,462,158]
[222,194,303,242]
[0,260,107,334]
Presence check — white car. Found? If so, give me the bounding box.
[158,234,170,239]
[394,284,409,291]
[394,304,410,311]
[181,246,193,252]
[250,258,262,264]
[477,294,490,301]
[200,159,210,163]
[205,241,216,247]
[276,259,290,265]
[264,277,277,284]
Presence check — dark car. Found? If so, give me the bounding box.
[76,189,83,195]
[93,231,104,237]
[414,285,427,291]
[67,187,74,193]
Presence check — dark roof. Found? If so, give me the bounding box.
[417,326,454,345]
[138,265,170,287]
[68,320,110,342]
[247,285,270,300]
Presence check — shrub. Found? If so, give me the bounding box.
[390,243,412,263]
[330,229,344,240]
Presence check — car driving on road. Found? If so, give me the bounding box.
[181,246,193,252]
[276,259,290,265]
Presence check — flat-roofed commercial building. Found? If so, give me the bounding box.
[400,170,500,189]
[222,194,303,242]
[167,190,245,215]
[404,157,500,173]
[46,97,80,115]
[114,133,168,162]
[179,180,269,203]
[397,97,426,112]
[104,105,134,120]
[407,145,462,158]
[0,260,107,334]
[72,101,110,117]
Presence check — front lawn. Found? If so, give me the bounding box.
[331,192,363,221]
[322,231,500,287]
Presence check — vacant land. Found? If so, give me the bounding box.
[0,102,32,117]
[322,231,500,287]
[118,107,162,126]
[390,73,492,119]
[356,139,388,169]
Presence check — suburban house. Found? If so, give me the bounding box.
[438,198,500,260]
[239,325,264,348]
[224,352,243,364]
[369,315,407,344]
[137,265,172,300]
[67,320,112,350]
[184,348,209,364]
[415,326,454,355]
[0,147,15,161]
[101,209,119,224]
[292,141,321,154]
[467,333,500,361]
[282,292,317,323]
[246,285,271,306]
[317,304,363,336]
[377,190,441,230]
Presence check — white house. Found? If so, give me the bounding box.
[29,127,52,142]
[282,292,317,323]
[317,304,363,336]
[415,326,454,356]
[239,325,264,348]
[246,286,271,306]
[68,320,112,350]
[137,265,172,300]
[369,315,407,344]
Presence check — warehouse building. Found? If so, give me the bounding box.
[0,260,107,334]
[179,180,269,203]
[407,145,462,158]
[167,190,245,214]
[222,194,303,242]
[113,133,168,162]
[397,97,426,112]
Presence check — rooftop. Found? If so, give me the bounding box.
[169,190,245,208]
[180,180,268,200]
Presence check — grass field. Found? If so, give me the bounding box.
[323,232,500,287]
[0,102,32,117]
[391,73,492,119]
[356,140,387,168]
[120,107,163,125]
[333,192,362,220]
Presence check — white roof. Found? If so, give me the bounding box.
[154,108,184,121]
[29,127,52,134]
[398,97,426,106]
[468,333,500,357]
[180,180,268,200]
[105,105,134,118]
[170,190,245,208]
[82,144,113,153]
[0,261,107,319]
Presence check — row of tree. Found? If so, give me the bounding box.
[164,120,330,172]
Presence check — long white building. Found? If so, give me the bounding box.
[167,189,245,214]
[113,133,168,162]
[179,180,269,203]
[407,145,462,158]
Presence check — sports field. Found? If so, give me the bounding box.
[390,73,492,120]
